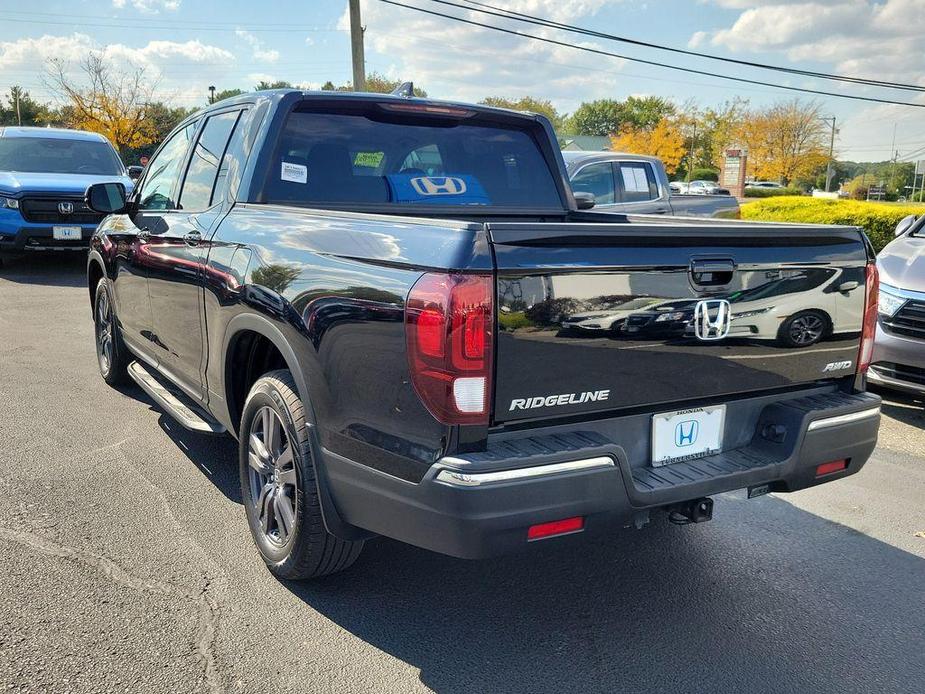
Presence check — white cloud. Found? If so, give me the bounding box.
[692,0,925,160]
[235,29,280,64]
[339,0,626,111]
[0,33,234,107]
[693,0,925,85]
[112,0,181,13]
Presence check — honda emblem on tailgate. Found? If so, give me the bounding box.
[694,299,730,340]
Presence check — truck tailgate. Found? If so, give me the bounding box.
[489,221,870,423]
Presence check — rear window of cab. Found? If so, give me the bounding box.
[262,109,562,209]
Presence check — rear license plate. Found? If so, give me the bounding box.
[52,226,82,241]
[651,405,725,466]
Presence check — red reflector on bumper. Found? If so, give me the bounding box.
[815,459,848,477]
[527,516,584,540]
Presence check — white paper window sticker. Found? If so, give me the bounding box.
[281,161,308,184]
[621,165,649,193]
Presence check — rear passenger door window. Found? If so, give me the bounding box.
[570,162,615,205]
[617,162,660,203]
[179,110,241,211]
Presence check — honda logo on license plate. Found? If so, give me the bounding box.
[694,299,730,340]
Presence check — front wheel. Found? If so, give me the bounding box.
[239,370,364,580]
[94,278,130,386]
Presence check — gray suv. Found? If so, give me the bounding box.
[869,214,925,395]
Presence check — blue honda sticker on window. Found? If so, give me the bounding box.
[386,174,490,205]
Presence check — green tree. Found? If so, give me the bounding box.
[212,88,246,104]
[122,101,194,165]
[0,86,51,126]
[254,80,293,90]
[479,96,563,131]
[566,99,625,136]
[621,96,675,130]
[320,72,427,97]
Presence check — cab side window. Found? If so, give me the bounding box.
[571,162,615,205]
[618,162,660,203]
[179,111,240,211]
[137,122,197,211]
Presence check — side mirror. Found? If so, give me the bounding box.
[127,165,143,180]
[895,214,918,237]
[85,182,128,214]
[838,280,859,293]
[574,191,596,210]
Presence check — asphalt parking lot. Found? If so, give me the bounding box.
[1,254,924,694]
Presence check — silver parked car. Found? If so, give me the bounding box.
[868,214,925,395]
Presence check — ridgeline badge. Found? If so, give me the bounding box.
[509,390,610,411]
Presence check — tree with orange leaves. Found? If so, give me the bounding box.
[610,117,687,174]
[46,54,158,155]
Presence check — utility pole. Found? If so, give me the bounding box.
[14,87,22,126]
[686,121,697,185]
[888,123,897,197]
[349,0,366,92]
[822,116,837,193]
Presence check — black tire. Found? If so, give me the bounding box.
[778,310,829,348]
[93,278,131,386]
[239,369,363,580]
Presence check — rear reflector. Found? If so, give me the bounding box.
[527,516,584,541]
[815,459,848,477]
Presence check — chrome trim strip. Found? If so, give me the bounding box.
[434,456,615,487]
[807,406,881,431]
[880,282,925,302]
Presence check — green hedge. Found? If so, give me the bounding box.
[741,197,925,252]
[743,186,803,198]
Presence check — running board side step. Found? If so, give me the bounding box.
[127,361,226,435]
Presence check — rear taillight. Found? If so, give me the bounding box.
[858,262,879,375]
[406,273,493,425]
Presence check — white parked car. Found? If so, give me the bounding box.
[720,268,864,347]
[688,180,729,195]
[561,297,665,332]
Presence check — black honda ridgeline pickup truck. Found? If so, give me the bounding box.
[84,90,881,580]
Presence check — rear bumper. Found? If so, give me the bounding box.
[868,323,925,395]
[322,389,881,558]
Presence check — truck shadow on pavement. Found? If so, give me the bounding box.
[282,494,924,694]
[139,385,925,693]
[0,253,87,287]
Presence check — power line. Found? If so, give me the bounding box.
[448,0,925,93]
[378,0,925,109]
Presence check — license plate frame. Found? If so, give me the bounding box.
[52,226,82,241]
[651,404,726,467]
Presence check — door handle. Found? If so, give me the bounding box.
[184,231,202,246]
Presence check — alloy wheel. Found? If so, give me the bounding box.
[95,288,114,374]
[789,314,825,346]
[247,406,298,546]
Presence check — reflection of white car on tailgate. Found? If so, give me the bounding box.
[718,268,865,347]
[561,297,664,332]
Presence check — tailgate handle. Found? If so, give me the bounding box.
[691,259,735,287]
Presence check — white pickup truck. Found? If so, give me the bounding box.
[564,151,740,218]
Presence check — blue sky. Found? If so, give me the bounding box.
[1,0,923,161]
